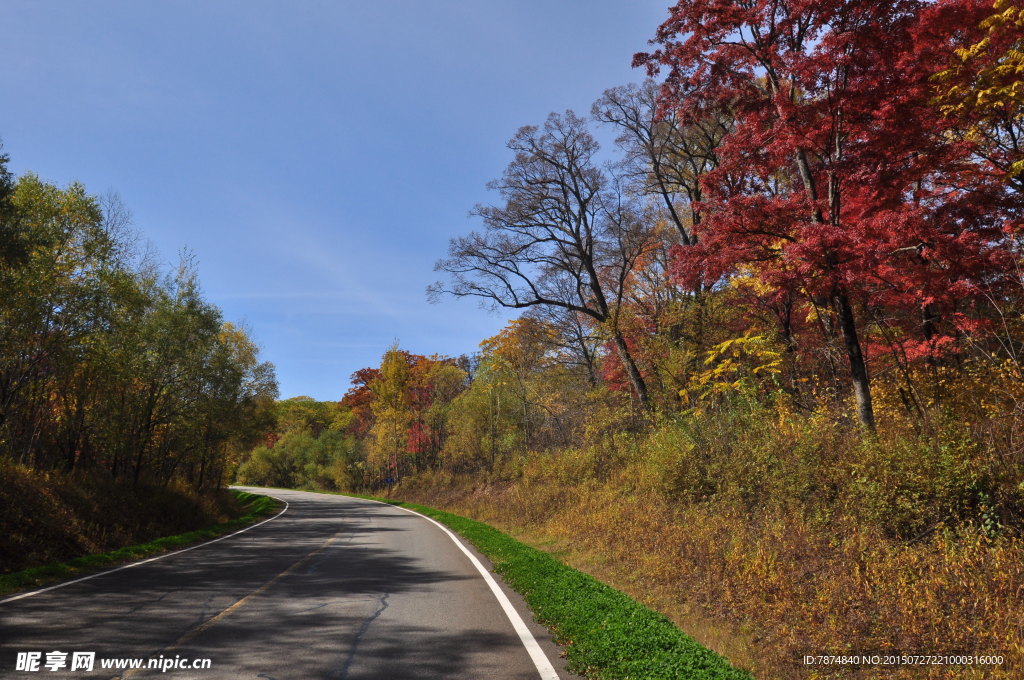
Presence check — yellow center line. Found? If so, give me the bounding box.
[115,533,340,679]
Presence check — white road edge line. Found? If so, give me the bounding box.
[363,497,560,680]
[0,495,289,605]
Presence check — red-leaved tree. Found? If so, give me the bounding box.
[636,0,1016,429]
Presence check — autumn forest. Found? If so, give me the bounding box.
[4,0,1024,678]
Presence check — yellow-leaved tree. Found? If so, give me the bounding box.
[367,343,412,483]
[934,0,1024,183]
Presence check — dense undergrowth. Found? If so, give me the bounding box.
[0,460,271,580]
[392,403,1024,680]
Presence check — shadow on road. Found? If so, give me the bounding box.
[2,493,537,679]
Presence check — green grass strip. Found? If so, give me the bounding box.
[348,492,752,680]
[0,491,280,596]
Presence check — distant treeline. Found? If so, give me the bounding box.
[0,147,277,490]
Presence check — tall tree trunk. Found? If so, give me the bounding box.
[611,332,650,408]
[834,291,875,430]
[793,143,876,429]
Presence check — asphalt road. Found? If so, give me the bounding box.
[1,487,574,679]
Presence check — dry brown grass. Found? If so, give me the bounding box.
[396,415,1024,679]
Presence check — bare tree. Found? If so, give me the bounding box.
[592,80,729,247]
[430,111,655,407]
[524,304,602,387]
[593,82,732,369]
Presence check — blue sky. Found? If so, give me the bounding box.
[1,1,671,401]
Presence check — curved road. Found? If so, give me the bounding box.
[1,488,573,679]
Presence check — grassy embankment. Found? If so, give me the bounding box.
[0,460,279,595]
[389,405,1024,680]
[347,492,751,680]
